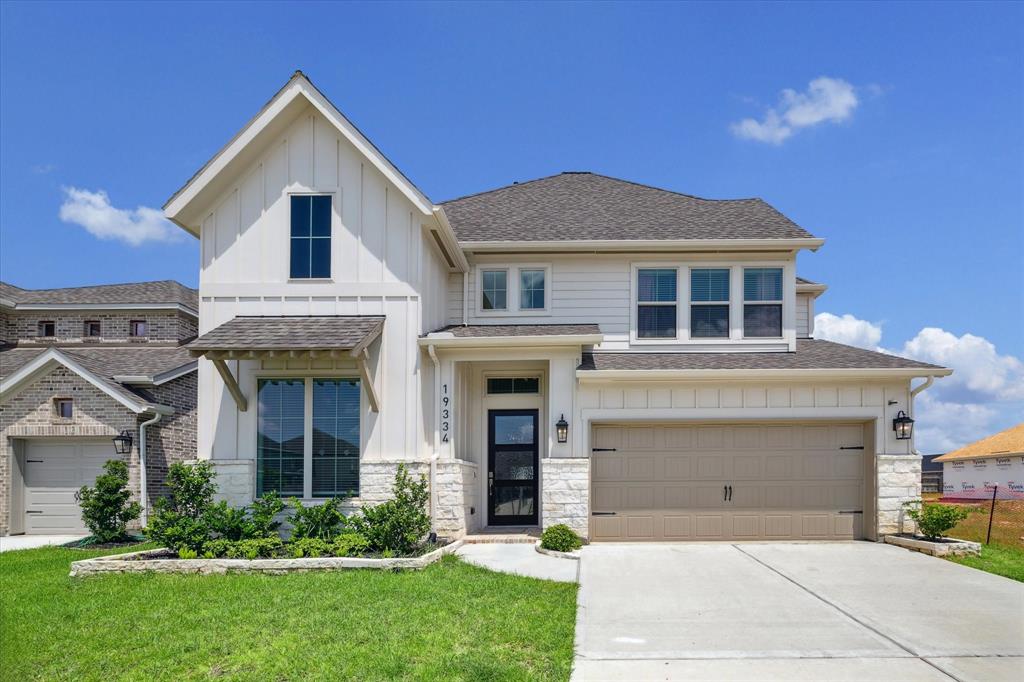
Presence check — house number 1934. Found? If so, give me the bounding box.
[441,383,450,443]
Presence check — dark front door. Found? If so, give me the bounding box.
[488,409,539,526]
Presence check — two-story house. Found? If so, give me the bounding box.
[170,72,950,542]
[0,281,198,535]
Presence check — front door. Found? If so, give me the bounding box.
[488,409,539,526]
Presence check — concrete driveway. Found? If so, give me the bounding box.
[573,542,1023,681]
[0,535,84,552]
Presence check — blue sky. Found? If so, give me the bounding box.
[1,1,1021,451]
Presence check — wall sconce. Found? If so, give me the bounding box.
[555,414,569,444]
[892,411,914,441]
[112,429,134,454]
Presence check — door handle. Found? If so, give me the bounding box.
[728,485,733,501]
[724,485,728,501]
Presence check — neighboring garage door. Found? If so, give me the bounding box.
[23,440,113,534]
[590,423,867,541]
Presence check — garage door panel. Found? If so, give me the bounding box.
[590,424,867,541]
[24,440,114,535]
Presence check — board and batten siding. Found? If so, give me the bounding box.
[195,104,449,464]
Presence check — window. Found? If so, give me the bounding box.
[37,321,55,337]
[519,269,545,310]
[637,269,677,338]
[84,321,101,337]
[690,268,730,338]
[54,399,73,419]
[744,268,783,337]
[257,377,361,498]
[487,377,540,394]
[290,195,332,279]
[481,269,508,310]
[129,320,147,337]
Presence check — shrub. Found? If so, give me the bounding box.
[289,537,333,558]
[178,547,198,560]
[350,464,430,555]
[76,460,140,543]
[903,501,972,540]
[332,532,370,557]
[146,461,218,553]
[200,538,232,559]
[248,493,285,538]
[289,497,347,541]
[205,502,250,541]
[164,461,217,518]
[225,537,285,560]
[541,524,583,552]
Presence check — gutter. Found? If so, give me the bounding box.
[459,237,825,254]
[426,344,440,536]
[137,411,163,527]
[419,333,604,349]
[576,368,953,382]
[909,376,936,458]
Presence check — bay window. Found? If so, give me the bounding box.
[690,268,730,338]
[637,268,677,339]
[744,267,783,337]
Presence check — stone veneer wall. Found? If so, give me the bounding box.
[876,454,921,536]
[542,458,590,538]
[435,460,477,538]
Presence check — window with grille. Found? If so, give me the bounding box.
[481,269,508,310]
[290,195,332,279]
[519,269,545,310]
[487,377,540,394]
[637,268,677,339]
[690,268,730,338]
[744,268,783,337]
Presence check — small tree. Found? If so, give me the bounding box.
[146,461,218,554]
[77,460,140,542]
[350,463,430,554]
[903,500,971,540]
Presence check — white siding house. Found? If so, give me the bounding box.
[166,72,950,541]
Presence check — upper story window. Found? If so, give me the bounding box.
[37,321,55,337]
[84,321,101,337]
[54,398,73,419]
[744,268,783,337]
[290,195,332,279]
[519,269,546,310]
[637,268,677,339]
[129,320,148,337]
[481,269,508,310]
[690,268,730,338]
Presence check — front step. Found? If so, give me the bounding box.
[463,528,541,544]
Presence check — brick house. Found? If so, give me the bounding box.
[0,281,198,535]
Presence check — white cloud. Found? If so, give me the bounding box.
[59,187,183,246]
[815,311,1024,452]
[731,76,859,145]
[813,312,883,350]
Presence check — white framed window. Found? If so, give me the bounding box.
[37,321,55,337]
[54,398,73,419]
[256,377,361,499]
[477,264,551,315]
[744,267,783,337]
[480,269,508,310]
[84,320,101,337]
[519,269,546,310]
[636,267,678,339]
[129,320,148,337]
[690,268,731,338]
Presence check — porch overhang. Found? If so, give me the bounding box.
[419,323,603,349]
[187,315,385,413]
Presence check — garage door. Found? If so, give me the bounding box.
[590,424,867,541]
[23,440,114,534]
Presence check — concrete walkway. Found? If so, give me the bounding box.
[0,535,85,552]
[573,542,1024,681]
[456,542,579,582]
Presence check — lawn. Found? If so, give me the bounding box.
[947,543,1024,583]
[0,545,578,681]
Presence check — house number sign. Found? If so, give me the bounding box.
[441,383,451,443]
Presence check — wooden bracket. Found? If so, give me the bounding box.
[352,348,381,413]
[211,358,248,412]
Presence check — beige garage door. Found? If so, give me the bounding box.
[24,440,114,534]
[590,423,868,541]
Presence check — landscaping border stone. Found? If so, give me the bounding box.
[535,541,580,560]
[70,540,463,577]
[883,534,980,557]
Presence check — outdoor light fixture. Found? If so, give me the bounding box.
[556,414,569,444]
[892,411,914,441]
[112,429,133,454]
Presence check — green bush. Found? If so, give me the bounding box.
[289,537,333,558]
[205,493,285,541]
[76,459,140,543]
[332,532,370,557]
[289,497,347,541]
[177,547,198,559]
[248,493,285,538]
[225,537,285,560]
[349,464,430,555]
[200,538,232,559]
[903,500,973,540]
[146,461,218,553]
[541,524,583,552]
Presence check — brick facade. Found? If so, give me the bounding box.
[141,372,198,504]
[7,310,196,346]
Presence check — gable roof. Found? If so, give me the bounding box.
[934,423,1024,462]
[0,280,197,314]
[441,172,822,247]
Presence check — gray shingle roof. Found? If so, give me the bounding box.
[441,172,816,243]
[426,323,602,338]
[188,316,385,353]
[0,280,198,311]
[578,339,946,372]
[796,276,819,285]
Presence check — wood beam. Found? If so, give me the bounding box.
[211,358,248,412]
[353,348,380,413]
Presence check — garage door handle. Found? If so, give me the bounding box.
[26,459,43,463]
[25,510,42,514]
[838,510,863,514]
[592,511,617,516]
[591,448,617,452]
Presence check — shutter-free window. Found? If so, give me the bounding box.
[744,268,783,337]
[520,269,545,310]
[690,269,730,338]
[637,269,677,339]
[129,320,147,337]
[312,379,361,498]
[487,377,540,394]
[481,270,508,310]
[37,321,55,337]
[84,321,101,337]
[257,379,305,496]
[290,195,332,279]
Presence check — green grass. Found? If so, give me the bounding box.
[0,545,577,681]
[947,543,1024,583]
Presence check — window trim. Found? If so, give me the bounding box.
[689,267,732,340]
[631,264,681,343]
[37,321,56,337]
[479,267,509,312]
[129,320,148,337]
[255,373,363,500]
[84,320,101,338]
[53,398,73,420]
[518,267,547,311]
[475,263,551,316]
[742,267,784,339]
[288,192,335,281]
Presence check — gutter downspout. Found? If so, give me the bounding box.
[138,411,163,527]
[462,270,469,326]
[427,344,441,536]
[909,376,935,457]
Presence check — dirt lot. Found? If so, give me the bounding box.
[922,493,1024,547]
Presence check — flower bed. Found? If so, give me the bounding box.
[534,541,580,560]
[884,533,980,557]
[70,540,462,577]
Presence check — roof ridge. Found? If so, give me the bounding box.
[0,279,196,294]
[439,171,571,204]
